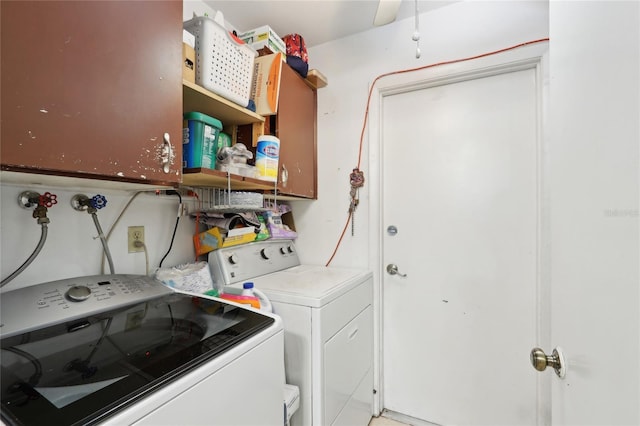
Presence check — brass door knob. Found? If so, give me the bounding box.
[530,347,566,378]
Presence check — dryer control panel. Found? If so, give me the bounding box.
[0,274,172,338]
[208,239,301,286]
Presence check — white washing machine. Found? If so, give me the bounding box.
[0,274,285,426]
[209,240,374,426]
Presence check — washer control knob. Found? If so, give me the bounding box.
[228,254,238,265]
[287,245,294,253]
[279,247,287,255]
[260,248,271,260]
[66,285,92,302]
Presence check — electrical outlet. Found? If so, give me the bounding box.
[128,226,145,253]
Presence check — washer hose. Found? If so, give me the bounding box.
[92,212,115,275]
[1,223,48,288]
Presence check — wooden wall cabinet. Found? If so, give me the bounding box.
[273,63,318,199]
[1,1,320,194]
[1,1,183,186]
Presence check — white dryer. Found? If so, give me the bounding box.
[209,240,374,426]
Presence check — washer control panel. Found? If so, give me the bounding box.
[208,239,300,285]
[0,274,172,338]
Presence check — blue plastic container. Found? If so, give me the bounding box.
[183,112,223,169]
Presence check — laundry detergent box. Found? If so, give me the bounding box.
[183,112,223,170]
[238,25,286,56]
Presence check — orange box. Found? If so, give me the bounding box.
[251,53,283,116]
[194,226,257,255]
[193,227,222,256]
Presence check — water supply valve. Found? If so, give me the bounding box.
[71,194,108,213]
[38,192,58,208]
[18,190,58,224]
[88,194,107,210]
[18,190,57,209]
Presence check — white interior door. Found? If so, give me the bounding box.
[380,55,547,426]
[548,2,640,425]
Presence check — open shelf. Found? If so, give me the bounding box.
[182,80,268,191]
[182,168,275,190]
[183,80,265,126]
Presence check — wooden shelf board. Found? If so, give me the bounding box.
[183,80,265,126]
[263,193,316,201]
[304,69,328,90]
[182,168,275,190]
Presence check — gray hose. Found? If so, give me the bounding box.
[1,223,48,288]
[101,191,142,274]
[92,212,115,274]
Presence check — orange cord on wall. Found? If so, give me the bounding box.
[324,37,550,267]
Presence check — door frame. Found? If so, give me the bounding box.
[367,42,550,423]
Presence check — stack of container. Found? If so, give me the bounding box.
[183,112,230,170]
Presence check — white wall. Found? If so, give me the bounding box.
[294,1,549,267]
[183,0,215,22]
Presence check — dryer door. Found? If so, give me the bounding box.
[324,306,373,425]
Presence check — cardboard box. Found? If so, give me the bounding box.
[239,25,286,56]
[222,228,257,247]
[263,211,297,239]
[250,53,283,116]
[194,227,223,256]
[281,211,296,232]
[182,42,195,83]
[194,226,258,255]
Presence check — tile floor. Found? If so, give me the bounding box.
[369,416,409,426]
[368,410,439,426]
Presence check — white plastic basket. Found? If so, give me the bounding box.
[184,12,257,107]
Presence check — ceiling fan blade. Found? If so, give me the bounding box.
[373,0,402,26]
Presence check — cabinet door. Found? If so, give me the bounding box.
[276,63,317,198]
[1,0,183,184]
